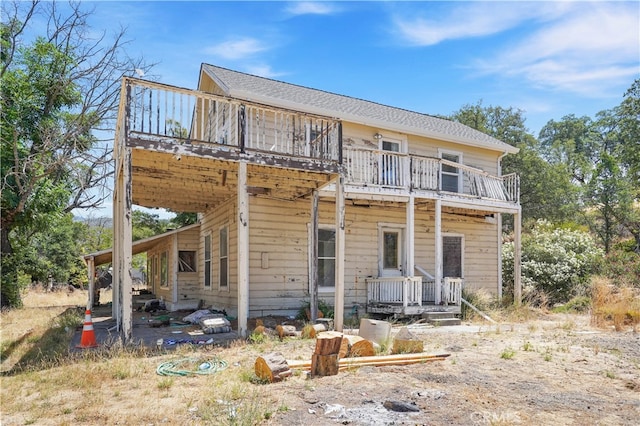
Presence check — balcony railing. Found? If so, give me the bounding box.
[122,78,342,162]
[344,147,519,203]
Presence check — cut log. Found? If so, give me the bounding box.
[302,323,328,339]
[311,353,339,377]
[341,335,375,358]
[275,324,297,339]
[254,352,292,383]
[314,331,343,355]
[392,326,424,354]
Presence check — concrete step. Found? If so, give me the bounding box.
[421,312,456,320]
[427,317,461,327]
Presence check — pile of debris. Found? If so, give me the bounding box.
[254,318,450,383]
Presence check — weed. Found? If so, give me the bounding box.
[522,341,534,352]
[157,377,174,390]
[604,370,616,379]
[500,347,515,360]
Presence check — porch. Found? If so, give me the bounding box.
[366,277,463,316]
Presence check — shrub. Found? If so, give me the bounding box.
[503,220,603,306]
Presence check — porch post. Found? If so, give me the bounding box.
[406,193,415,276]
[497,213,503,299]
[334,176,345,331]
[434,199,443,305]
[237,161,250,337]
[513,209,522,305]
[87,257,95,310]
[114,147,133,341]
[172,233,179,306]
[310,189,319,323]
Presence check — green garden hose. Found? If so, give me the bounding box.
[156,356,228,376]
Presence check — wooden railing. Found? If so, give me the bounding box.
[123,78,342,162]
[366,277,423,308]
[343,147,519,203]
[368,276,463,307]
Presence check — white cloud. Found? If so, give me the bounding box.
[393,2,567,46]
[244,64,285,79]
[476,3,640,96]
[285,2,337,16]
[204,38,268,60]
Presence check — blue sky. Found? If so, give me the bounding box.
[59,0,638,218]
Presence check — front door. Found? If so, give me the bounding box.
[380,227,404,277]
[443,235,463,278]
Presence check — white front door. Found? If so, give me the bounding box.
[380,227,404,277]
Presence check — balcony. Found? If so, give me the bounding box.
[344,146,519,204]
[120,78,342,166]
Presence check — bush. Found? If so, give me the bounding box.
[503,220,603,306]
[600,240,640,288]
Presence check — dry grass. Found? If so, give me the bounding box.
[591,277,640,331]
[0,289,304,425]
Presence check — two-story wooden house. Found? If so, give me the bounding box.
[107,64,522,340]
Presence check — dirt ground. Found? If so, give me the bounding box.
[266,314,639,425]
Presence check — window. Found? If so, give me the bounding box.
[440,151,461,193]
[219,226,229,289]
[204,234,211,288]
[318,227,336,289]
[160,251,168,287]
[178,250,196,272]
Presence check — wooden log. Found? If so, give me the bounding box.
[341,334,375,358]
[302,323,328,339]
[254,352,292,383]
[314,331,343,355]
[275,324,297,339]
[311,353,339,376]
[392,326,424,354]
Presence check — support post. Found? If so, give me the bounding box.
[310,189,319,323]
[497,213,503,299]
[434,199,442,305]
[513,209,522,305]
[406,194,415,277]
[87,257,95,310]
[334,176,345,331]
[172,233,179,305]
[113,146,133,341]
[237,161,250,337]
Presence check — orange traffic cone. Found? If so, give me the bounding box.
[76,309,98,348]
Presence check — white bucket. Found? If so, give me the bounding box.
[358,318,392,346]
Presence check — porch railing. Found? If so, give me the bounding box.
[344,147,519,203]
[367,277,423,308]
[423,278,463,305]
[123,78,342,162]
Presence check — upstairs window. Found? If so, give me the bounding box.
[440,151,461,193]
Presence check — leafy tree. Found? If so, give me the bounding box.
[1,1,151,307]
[450,101,579,223]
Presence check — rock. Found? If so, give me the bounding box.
[383,400,420,412]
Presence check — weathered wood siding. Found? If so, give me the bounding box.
[196,196,499,317]
[175,227,200,300]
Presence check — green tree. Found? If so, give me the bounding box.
[450,101,579,223]
[1,1,150,307]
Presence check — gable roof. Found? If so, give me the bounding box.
[201,64,518,154]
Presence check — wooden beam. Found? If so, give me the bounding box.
[172,233,178,304]
[513,209,522,305]
[334,176,345,331]
[237,161,250,337]
[87,256,95,310]
[406,194,415,276]
[310,189,319,323]
[434,198,442,305]
[121,147,133,342]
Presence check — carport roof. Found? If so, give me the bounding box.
[82,223,200,266]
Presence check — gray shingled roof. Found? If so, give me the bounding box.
[201,64,518,154]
